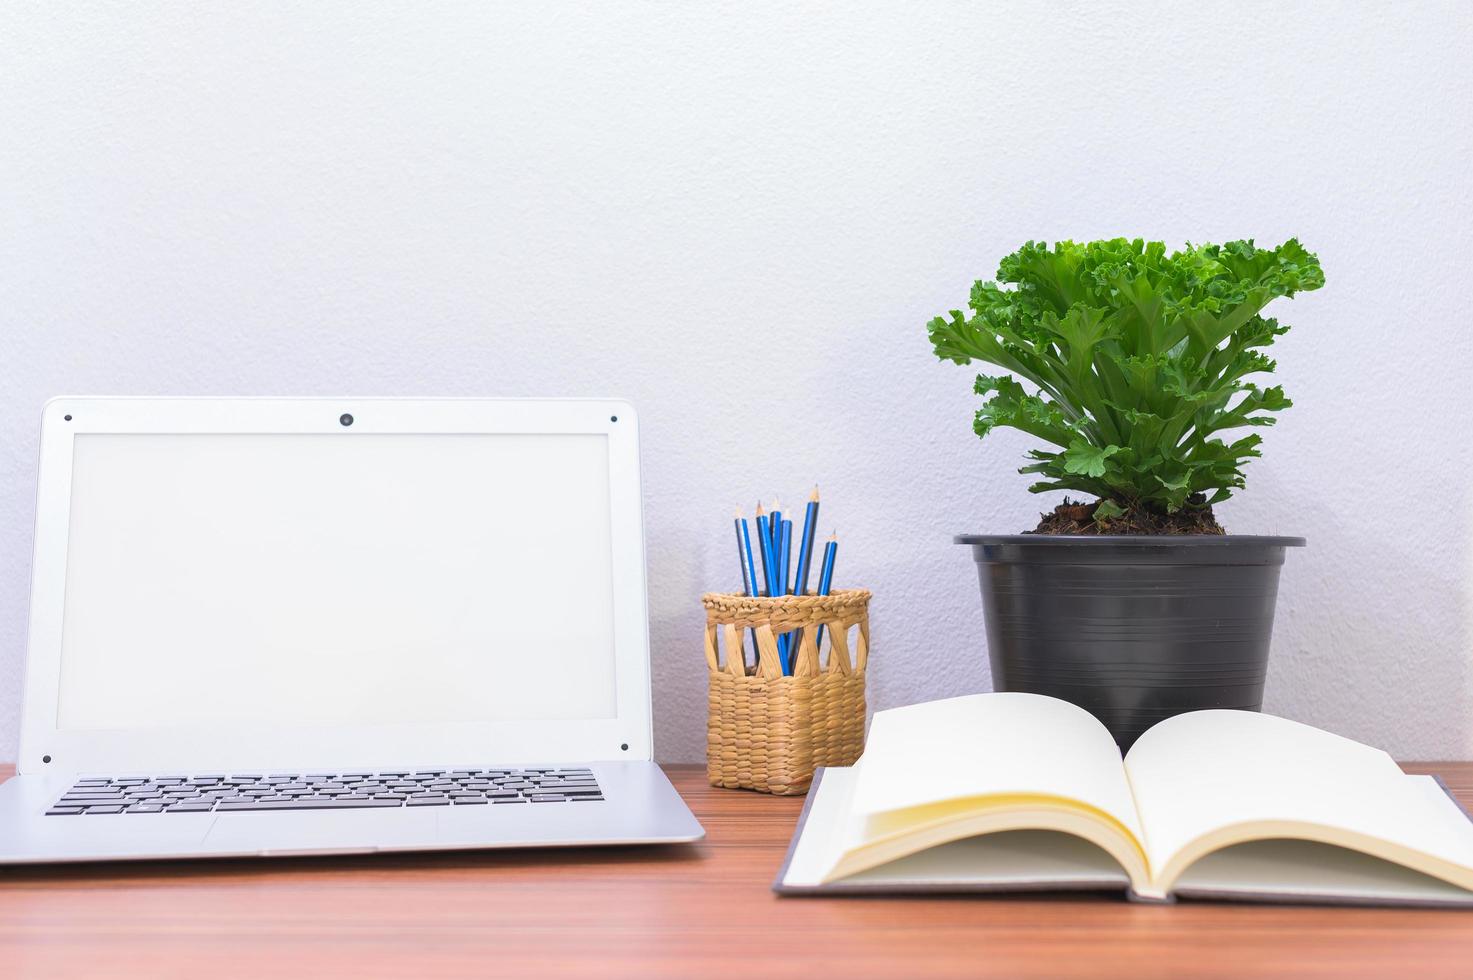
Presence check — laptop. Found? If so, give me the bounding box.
[0,397,704,863]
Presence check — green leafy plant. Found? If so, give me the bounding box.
[927,239,1324,520]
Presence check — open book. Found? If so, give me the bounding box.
[776,693,1473,906]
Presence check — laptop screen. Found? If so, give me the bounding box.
[54,432,619,732]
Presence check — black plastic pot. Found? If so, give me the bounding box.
[956,535,1305,749]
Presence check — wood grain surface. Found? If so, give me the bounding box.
[0,763,1469,979]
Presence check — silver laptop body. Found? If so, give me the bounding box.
[0,397,702,863]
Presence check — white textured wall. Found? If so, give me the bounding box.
[2,2,1470,763]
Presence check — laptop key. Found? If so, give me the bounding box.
[46,807,86,815]
[126,804,165,813]
[167,803,215,812]
[216,798,402,811]
[85,805,127,814]
[491,798,527,804]
[406,797,450,806]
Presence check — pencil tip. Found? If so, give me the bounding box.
[810,485,820,502]
[734,507,743,519]
[755,501,766,516]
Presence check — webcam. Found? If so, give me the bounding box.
[339,413,354,427]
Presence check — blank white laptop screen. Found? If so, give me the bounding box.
[56,433,618,732]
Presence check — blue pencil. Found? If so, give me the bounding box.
[754,504,776,597]
[792,487,820,597]
[778,519,793,596]
[777,519,793,673]
[736,510,760,603]
[812,533,838,652]
[734,509,760,668]
[764,500,788,671]
[788,487,821,663]
[754,502,786,674]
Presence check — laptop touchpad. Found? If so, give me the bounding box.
[205,808,437,854]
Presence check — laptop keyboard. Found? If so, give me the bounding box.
[46,768,603,815]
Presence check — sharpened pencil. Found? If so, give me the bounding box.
[777,518,793,673]
[769,499,783,556]
[793,486,819,597]
[788,486,821,661]
[735,508,760,669]
[813,532,838,652]
[754,502,776,598]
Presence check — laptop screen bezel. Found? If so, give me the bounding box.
[18,397,653,775]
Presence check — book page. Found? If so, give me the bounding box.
[851,693,1142,844]
[779,767,862,888]
[1171,830,1473,906]
[778,767,1131,892]
[840,831,1131,890]
[1125,710,1473,893]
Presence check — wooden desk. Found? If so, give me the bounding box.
[0,763,1470,978]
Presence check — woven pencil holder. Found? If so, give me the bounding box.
[702,589,870,795]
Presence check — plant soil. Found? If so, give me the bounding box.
[1029,496,1225,536]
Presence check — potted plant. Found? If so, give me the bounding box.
[929,239,1324,748]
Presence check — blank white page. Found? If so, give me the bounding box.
[57,432,618,731]
[851,693,1142,843]
[1124,710,1473,882]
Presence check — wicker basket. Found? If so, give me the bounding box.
[702,589,870,795]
